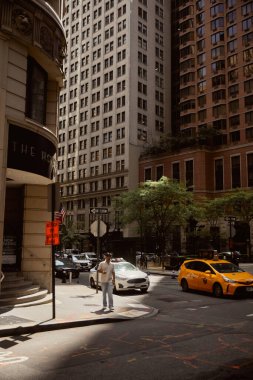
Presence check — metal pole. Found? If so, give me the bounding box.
[51,184,56,319]
[96,214,101,294]
[229,220,232,252]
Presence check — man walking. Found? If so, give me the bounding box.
[97,252,115,311]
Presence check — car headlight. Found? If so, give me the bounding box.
[222,275,235,283]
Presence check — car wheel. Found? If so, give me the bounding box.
[90,277,96,288]
[140,288,148,293]
[181,279,189,292]
[213,283,223,298]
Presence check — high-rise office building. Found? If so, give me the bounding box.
[141,0,253,194]
[58,0,171,237]
[139,0,253,253]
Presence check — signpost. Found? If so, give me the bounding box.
[90,208,108,293]
[90,207,108,215]
[46,183,60,319]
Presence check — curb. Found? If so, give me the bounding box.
[0,317,126,337]
[0,306,159,338]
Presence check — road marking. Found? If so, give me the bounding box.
[246,314,253,317]
[186,308,197,311]
[0,351,28,366]
[200,306,209,309]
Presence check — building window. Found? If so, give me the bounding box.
[231,156,241,188]
[245,95,253,108]
[229,115,240,128]
[156,165,163,180]
[185,160,193,191]
[172,162,180,182]
[26,57,47,124]
[245,111,253,126]
[228,84,239,97]
[242,17,253,32]
[230,130,240,143]
[229,99,239,113]
[242,32,253,47]
[247,153,253,187]
[244,79,253,94]
[215,159,224,190]
[144,167,152,181]
[227,39,237,53]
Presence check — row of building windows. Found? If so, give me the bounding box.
[180,107,253,127]
[144,152,253,191]
[60,175,125,198]
[58,157,125,182]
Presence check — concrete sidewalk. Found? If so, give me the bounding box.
[0,282,158,337]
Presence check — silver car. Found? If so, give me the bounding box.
[89,261,150,293]
[70,254,93,271]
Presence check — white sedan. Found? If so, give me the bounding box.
[89,261,150,293]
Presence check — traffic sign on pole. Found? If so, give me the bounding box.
[90,220,107,237]
[90,207,108,214]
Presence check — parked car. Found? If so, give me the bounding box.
[55,259,80,279]
[178,257,253,297]
[89,260,150,293]
[136,252,157,262]
[81,252,98,267]
[218,251,241,265]
[68,254,93,271]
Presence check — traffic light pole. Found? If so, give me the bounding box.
[96,214,101,294]
[51,183,56,319]
[224,216,237,252]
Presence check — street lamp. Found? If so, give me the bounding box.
[224,216,237,252]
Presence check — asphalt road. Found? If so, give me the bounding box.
[0,270,253,380]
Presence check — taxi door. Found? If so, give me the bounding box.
[197,262,215,292]
[184,261,202,290]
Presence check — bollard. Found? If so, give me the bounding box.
[62,273,66,283]
[69,271,72,284]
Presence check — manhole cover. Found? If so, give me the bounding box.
[0,316,33,325]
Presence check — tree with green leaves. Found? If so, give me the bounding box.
[60,221,85,251]
[116,176,193,258]
[223,190,253,256]
[223,190,253,223]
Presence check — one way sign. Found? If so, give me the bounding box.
[90,207,108,214]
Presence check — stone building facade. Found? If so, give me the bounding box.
[0,0,66,291]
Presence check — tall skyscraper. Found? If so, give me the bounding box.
[58,0,171,236]
[141,0,253,195]
[139,0,253,253]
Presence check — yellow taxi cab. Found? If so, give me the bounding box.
[178,256,253,297]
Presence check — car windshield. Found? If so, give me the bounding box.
[55,260,66,267]
[114,262,137,272]
[73,255,86,260]
[211,262,244,273]
[86,253,96,258]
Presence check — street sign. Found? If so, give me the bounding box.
[90,220,107,237]
[90,207,108,214]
